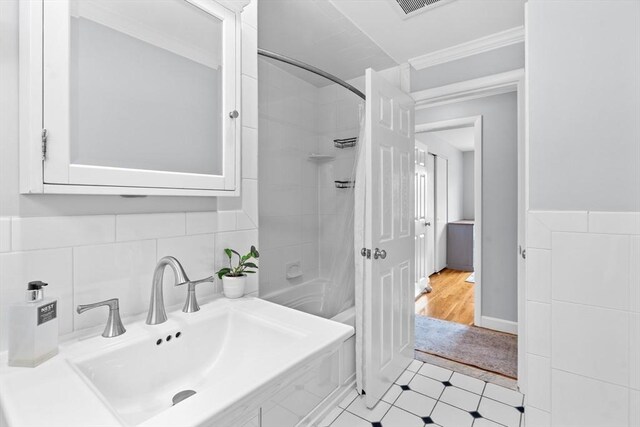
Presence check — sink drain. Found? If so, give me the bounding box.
[172,390,196,406]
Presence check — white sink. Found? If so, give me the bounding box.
[0,297,353,427]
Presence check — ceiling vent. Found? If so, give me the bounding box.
[389,0,456,19]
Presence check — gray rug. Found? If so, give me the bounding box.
[415,315,518,378]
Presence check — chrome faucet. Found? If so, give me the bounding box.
[146,256,214,325]
[77,298,126,338]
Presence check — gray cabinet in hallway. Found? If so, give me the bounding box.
[447,221,474,272]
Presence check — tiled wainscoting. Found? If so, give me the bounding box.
[321,359,525,427]
[0,211,258,351]
[525,211,639,426]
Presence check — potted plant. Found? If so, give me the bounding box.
[216,246,259,298]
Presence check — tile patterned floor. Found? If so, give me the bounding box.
[319,359,524,427]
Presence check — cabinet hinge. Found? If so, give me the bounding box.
[41,128,48,160]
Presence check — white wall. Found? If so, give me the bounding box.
[525,1,639,425]
[463,151,475,220]
[416,93,518,323]
[414,133,465,223]
[0,0,259,349]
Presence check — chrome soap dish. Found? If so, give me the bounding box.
[333,137,357,149]
[335,180,355,189]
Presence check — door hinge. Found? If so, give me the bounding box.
[360,248,371,259]
[41,128,48,160]
[519,245,526,260]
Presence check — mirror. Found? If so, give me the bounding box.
[69,0,224,176]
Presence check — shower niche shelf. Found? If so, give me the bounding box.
[335,180,355,189]
[308,153,335,161]
[334,137,357,149]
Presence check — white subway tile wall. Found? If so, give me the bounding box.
[0,210,256,350]
[258,58,362,297]
[73,240,157,330]
[116,213,185,242]
[0,217,11,253]
[0,0,259,350]
[526,211,639,426]
[12,215,115,251]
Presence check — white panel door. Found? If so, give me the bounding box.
[358,69,414,408]
[426,153,436,276]
[414,143,429,293]
[435,156,448,272]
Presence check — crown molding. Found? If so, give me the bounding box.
[412,68,524,110]
[408,26,524,71]
[216,0,251,13]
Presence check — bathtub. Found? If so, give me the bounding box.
[262,279,357,426]
[262,278,355,327]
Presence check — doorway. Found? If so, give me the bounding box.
[414,117,481,327]
[411,74,526,382]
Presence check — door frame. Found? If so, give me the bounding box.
[416,116,483,328]
[411,68,527,391]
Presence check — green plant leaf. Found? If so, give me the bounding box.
[224,248,233,260]
[243,262,258,269]
[216,268,231,279]
[251,246,260,258]
[244,270,256,274]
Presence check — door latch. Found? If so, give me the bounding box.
[360,248,371,259]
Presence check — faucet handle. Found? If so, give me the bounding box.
[77,298,126,338]
[182,276,215,313]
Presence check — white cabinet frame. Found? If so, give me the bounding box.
[19,0,243,197]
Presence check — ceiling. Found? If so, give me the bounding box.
[429,127,475,152]
[327,0,525,64]
[258,0,397,86]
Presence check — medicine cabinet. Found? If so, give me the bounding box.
[20,0,243,196]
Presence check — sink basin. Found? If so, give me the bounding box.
[72,308,306,425]
[0,297,353,427]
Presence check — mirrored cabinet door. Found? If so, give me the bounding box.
[32,0,238,194]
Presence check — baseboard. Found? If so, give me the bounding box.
[480,315,518,334]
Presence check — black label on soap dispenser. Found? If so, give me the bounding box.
[37,301,57,325]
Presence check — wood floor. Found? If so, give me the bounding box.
[415,268,475,325]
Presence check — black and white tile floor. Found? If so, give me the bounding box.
[319,359,524,427]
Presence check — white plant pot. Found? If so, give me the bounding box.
[222,275,246,299]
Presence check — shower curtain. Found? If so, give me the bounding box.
[322,104,366,318]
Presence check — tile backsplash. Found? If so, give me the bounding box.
[525,210,639,427]
[0,211,258,351]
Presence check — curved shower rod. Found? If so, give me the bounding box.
[257,48,366,101]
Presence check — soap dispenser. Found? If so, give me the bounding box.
[8,281,59,367]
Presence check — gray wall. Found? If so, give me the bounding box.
[411,42,524,92]
[416,93,518,323]
[463,151,475,220]
[415,133,464,223]
[0,0,217,217]
[528,1,640,211]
